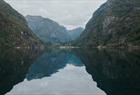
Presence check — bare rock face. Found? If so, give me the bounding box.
[78,0,140,48]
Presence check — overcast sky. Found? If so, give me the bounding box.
[5,0,106,29]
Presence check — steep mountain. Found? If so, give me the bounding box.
[68,27,83,41]
[78,0,140,48]
[0,0,43,49]
[26,15,83,44]
[26,15,70,43]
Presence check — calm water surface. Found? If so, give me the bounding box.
[0,49,140,95]
[5,49,106,95]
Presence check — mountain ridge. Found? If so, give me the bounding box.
[26,15,83,44]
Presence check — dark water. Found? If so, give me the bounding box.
[0,48,140,95]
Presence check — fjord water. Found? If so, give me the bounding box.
[1,48,140,95]
[5,49,106,95]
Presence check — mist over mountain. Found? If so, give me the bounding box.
[26,15,83,44]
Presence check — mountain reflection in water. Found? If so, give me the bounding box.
[27,50,83,80]
[1,48,140,95]
[0,48,41,95]
[6,49,106,95]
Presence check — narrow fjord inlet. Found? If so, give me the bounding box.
[0,0,140,95]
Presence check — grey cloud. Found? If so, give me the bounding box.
[5,0,106,29]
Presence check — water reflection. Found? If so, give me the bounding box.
[75,49,140,95]
[6,64,106,95]
[27,49,83,80]
[6,49,106,95]
[1,48,140,95]
[0,49,40,95]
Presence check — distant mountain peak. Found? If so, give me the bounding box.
[26,15,84,43]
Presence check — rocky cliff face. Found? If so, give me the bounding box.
[79,0,140,48]
[0,0,43,49]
